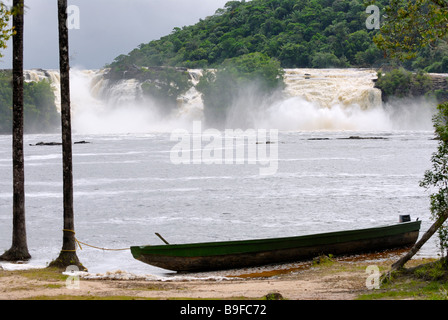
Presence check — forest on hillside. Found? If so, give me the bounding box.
[108,0,448,72]
[104,0,448,127]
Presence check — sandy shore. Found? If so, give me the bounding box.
[0,266,363,300]
[1,251,425,300]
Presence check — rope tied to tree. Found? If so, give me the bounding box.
[61,229,129,252]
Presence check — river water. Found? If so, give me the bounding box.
[0,130,441,277]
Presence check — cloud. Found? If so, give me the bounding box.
[0,0,229,69]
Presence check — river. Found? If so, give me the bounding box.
[0,129,440,277]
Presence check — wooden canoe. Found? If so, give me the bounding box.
[130,220,421,272]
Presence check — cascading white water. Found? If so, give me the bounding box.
[23,67,436,133]
[283,68,382,110]
[257,68,390,131]
[175,69,205,122]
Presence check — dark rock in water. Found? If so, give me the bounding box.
[308,136,388,141]
[338,136,387,140]
[30,141,62,146]
[30,140,91,146]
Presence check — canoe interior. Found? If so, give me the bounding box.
[131,221,421,272]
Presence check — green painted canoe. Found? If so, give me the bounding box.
[131,220,421,272]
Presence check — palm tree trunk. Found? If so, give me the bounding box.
[0,0,31,262]
[48,0,84,270]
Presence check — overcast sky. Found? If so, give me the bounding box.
[0,0,230,70]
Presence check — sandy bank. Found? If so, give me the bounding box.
[1,250,432,300]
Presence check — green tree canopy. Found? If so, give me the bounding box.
[373,0,448,61]
[109,0,448,72]
[0,2,14,58]
[107,0,395,70]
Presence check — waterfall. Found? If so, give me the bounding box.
[283,68,382,110]
[175,69,205,121]
[260,68,388,131]
[22,67,436,133]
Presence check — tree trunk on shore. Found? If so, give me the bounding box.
[391,211,448,272]
[0,0,31,262]
[48,0,85,271]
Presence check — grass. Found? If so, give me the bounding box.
[357,257,448,300]
[358,277,448,300]
[9,267,68,282]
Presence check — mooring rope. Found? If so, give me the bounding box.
[62,229,129,252]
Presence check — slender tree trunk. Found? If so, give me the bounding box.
[0,0,31,262]
[391,211,448,271]
[48,0,84,271]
